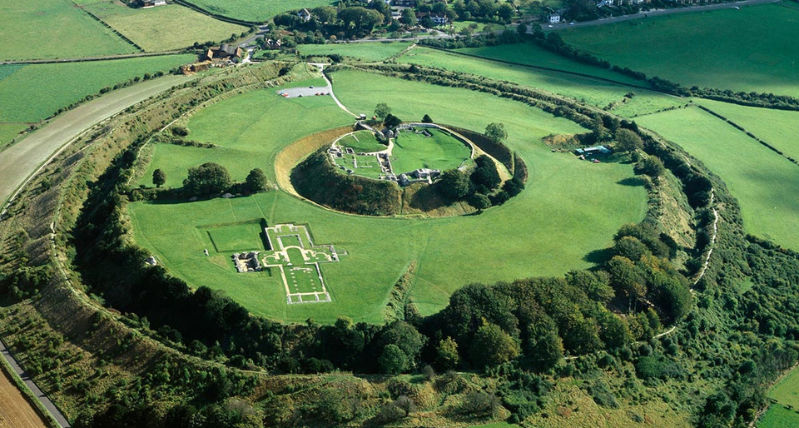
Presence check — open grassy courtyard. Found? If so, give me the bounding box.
[390,128,471,175]
[0,0,137,60]
[183,0,334,22]
[129,71,647,323]
[559,3,799,97]
[336,131,386,153]
[85,1,247,51]
[399,46,684,118]
[638,106,799,251]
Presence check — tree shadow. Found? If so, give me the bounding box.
[583,247,614,265]
[617,177,645,187]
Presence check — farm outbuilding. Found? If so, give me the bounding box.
[575,146,611,156]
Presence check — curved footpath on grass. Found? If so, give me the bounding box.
[0,74,194,212]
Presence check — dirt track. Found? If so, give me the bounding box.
[0,367,47,428]
[0,74,193,208]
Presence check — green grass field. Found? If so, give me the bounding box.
[0,55,194,127]
[183,0,333,22]
[299,42,412,62]
[203,222,265,253]
[0,125,27,150]
[391,128,471,175]
[130,71,647,323]
[85,2,246,51]
[336,131,386,153]
[333,153,385,179]
[137,82,352,189]
[696,99,799,157]
[401,46,684,118]
[758,405,799,428]
[768,364,799,410]
[0,0,137,60]
[638,106,799,251]
[560,3,799,97]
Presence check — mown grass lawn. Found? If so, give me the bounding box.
[0,0,137,60]
[638,106,799,251]
[0,55,194,126]
[299,42,412,62]
[85,1,247,51]
[560,3,799,97]
[183,0,334,22]
[400,46,684,118]
[758,405,799,428]
[130,71,647,323]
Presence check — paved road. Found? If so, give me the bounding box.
[0,339,70,427]
[0,74,193,211]
[544,0,780,30]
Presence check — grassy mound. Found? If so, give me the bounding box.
[292,149,402,216]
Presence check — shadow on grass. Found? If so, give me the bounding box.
[583,247,614,265]
[617,177,646,187]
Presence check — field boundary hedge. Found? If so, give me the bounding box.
[173,0,263,26]
[70,0,145,52]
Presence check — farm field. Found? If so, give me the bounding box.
[399,47,684,118]
[0,0,137,60]
[637,106,799,251]
[183,0,333,22]
[0,125,27,151]
[390,128,471,175]
[695,99,799,157]
[559,3,799,97]
[767,364,799,410]
[299,42,412,62]
[0,362,48,428]
[0,74,193,206]
[456,42,641,86]
[130,72,647,323]
[0,55,195,129]
[84,1,247,51]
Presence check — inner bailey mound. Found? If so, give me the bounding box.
[291,149,402,216]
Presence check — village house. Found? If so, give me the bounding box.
[393,0,416,7]
[298,8,312,22]
[204,44,243,62]
[548,12,561,23]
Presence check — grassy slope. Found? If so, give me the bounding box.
[0,55,195,125]
[131,72,647,323]
[696,99,799,157]
[638,106,799,250]
[299,42,412,62]
[400,47,684,118]
[560,3,799,97]
[182,0,333,22]
[0,0,136,60]
[85,2,246,51]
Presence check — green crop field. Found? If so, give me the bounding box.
[637,106,799,251]
[130,72,647,323]
[400,46,684,118]
[336,131,386,153]
[0,55,194,128]
[183,0,333,22]
[758,405,799,428]
[0,0,137,60]
[299,42,412,62]
[696,99,799,157]
[85,2,247,51]
[391,128,471,175]
[560,3,799,97]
